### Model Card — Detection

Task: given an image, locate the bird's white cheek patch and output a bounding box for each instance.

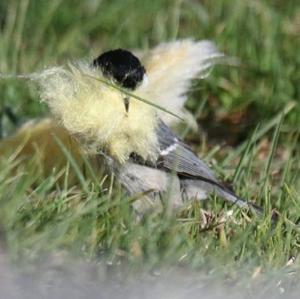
[160,143,178,156]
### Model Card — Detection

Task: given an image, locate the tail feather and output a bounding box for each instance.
[181,178,263,215]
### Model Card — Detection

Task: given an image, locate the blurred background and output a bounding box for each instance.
[0,0,299,297]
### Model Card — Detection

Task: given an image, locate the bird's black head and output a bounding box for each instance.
[92,49,146,90]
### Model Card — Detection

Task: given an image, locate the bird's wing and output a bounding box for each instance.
[155,120,260,210]
[156,120,218,183]
[138,39,224,127]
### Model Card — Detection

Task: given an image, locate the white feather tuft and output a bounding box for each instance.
[139,39,224,128]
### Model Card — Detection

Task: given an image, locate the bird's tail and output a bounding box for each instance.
[215,186,263,216]
[181,178,263,215]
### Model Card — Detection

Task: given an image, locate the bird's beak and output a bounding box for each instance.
[123,97,130,113]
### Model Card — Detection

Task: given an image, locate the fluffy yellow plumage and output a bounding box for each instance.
[37,63,158,163]
[0,39,224,184]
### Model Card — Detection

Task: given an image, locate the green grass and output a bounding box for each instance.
[0,0,299,278]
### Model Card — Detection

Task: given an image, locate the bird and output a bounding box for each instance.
[26,40,260,214]
[0,39,260,213]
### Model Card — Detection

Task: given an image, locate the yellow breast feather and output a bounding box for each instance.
[36,63,158,163]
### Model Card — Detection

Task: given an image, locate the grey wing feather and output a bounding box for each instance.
[156,120,218,183]
[156,120,263,212]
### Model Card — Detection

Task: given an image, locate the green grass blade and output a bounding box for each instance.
[223,101,296,165]
[84,73,185,122]
[53,135,89,194]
